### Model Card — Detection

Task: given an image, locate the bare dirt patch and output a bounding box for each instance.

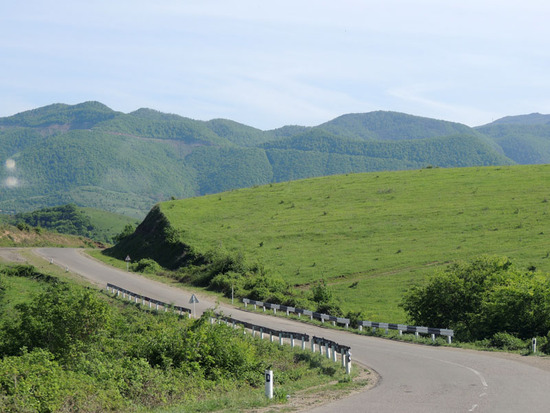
[246,365,378,413]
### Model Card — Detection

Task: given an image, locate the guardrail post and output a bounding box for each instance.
[273,307,276,315]
[448,336,452,344]
[311,339,315,353]
[260,328,264,340]
[332,345,337,362]
[301,336,306,350]
[359,325,363,332]
[263,305,266,312]
[290,334,295,348]
[533,338,537,353]
[341,349,346,368]
[326,344,330,359]
[270,332,274,343]
[252,326,256,337]
[279,332,283,346]
[431,334,436,342]
[346,351,352,375]
[265,369,273,399]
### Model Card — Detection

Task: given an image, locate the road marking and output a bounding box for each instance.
[469,404,478,412]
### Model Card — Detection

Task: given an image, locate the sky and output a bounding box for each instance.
[1,0,550,130]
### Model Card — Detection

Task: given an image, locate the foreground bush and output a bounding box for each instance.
[0,265,347,412]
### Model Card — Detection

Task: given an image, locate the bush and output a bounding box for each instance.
[489,332,527,351]
[401,256,550,341]
[132,258,162,274]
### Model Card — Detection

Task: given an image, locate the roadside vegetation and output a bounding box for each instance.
[0,263,361,412]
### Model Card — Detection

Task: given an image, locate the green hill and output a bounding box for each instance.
[10,204,137,243]
[316,111,477,141]
[476,123,550,164]
[109,165,550,322]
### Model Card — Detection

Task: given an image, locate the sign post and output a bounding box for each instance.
[189,294,199,318]
[125,255,131,271]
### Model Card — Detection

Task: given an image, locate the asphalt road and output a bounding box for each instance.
[14,248,550,412]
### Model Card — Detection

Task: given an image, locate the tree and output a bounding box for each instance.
[113,223,135,244]
[3,284,111,359]
[401,256,550,341]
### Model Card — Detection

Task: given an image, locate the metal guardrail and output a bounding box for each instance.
[358,321,454,343]
[214,315,352,374]
[106,283,192,316]
[243,298,351,328]
[243,297,453,343]
[106,284,353,373]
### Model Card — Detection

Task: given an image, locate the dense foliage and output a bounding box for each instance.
[0,264,345,412]
[15,204,93,238]
[401,256,550,341]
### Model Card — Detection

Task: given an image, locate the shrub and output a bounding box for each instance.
[401,256,550,341]
[489,332,527,351]
[132,258,162,274]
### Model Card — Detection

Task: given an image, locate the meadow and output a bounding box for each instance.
[159,165,550,322]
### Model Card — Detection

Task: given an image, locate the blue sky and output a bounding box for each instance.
[1,0,549,130]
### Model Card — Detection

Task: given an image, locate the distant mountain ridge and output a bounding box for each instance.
[0,101,546,216]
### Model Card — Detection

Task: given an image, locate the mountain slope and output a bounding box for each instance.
[316,111,477,140]
[0,102,521,216]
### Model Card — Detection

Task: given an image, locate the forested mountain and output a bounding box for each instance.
[476,113,550,164]
[0,101,543,217]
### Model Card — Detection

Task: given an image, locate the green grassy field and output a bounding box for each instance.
[159,165,550,322]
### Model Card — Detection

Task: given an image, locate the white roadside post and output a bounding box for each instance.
[533,338,537,353]
[265,369,273,399]
[346,351,352,375]
[125,255,131,271]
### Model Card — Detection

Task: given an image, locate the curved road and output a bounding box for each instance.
[12,248,550,412]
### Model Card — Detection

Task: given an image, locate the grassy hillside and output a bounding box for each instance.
[115,165,550,322]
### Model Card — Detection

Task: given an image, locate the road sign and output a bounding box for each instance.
[189,294,199,317]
